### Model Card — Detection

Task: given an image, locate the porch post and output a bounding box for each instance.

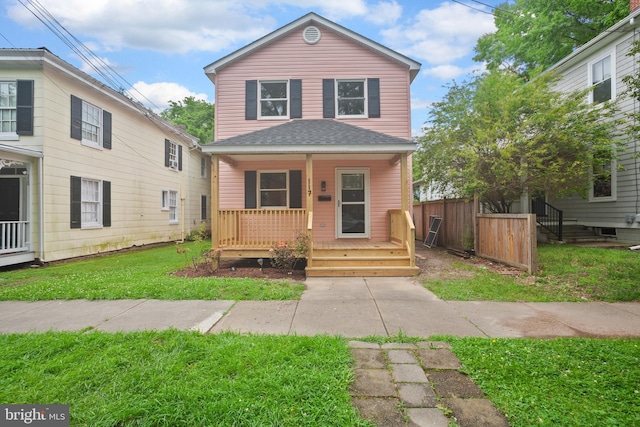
[401,153,416,267]
[211,154,219,250]
[401,153,409,212]
[306,154,313,268]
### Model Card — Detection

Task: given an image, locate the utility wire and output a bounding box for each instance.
[17,0,162,112]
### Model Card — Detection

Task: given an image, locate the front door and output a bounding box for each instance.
[0,177,21,221]
[336,168,369,238]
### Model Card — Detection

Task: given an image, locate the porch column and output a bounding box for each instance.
[401,153,416,267]
[306,154,313,268]
[401,153,409,213]
[211,154,219,250]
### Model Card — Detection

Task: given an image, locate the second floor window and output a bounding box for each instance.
[337,79,366,117]
[82,101,102,144]
[259,81,288,118]
[0,81,16,134]
[591,55,611,104]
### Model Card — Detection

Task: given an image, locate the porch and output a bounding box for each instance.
[213,208,418,277]
[0,221,35,267]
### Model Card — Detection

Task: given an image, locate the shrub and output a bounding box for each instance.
[269,233,310,273]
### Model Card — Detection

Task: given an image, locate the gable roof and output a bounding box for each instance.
[201,119,416,155]
[203,12,421,82]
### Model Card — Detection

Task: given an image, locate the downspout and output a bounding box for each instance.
[38,156,44,262]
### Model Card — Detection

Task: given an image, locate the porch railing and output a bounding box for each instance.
[217,209,307,248]
[389,210,416,267]
[0,221,29,254]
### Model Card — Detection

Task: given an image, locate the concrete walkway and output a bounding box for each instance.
[1,277,640,337]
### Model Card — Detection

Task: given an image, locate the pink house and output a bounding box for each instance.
[202,13,421,276]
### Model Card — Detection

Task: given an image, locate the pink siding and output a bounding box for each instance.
[214,23,412,141]
[219,158,401,242]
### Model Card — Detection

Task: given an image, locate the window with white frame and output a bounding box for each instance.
[591,150,615,201]
[259,81,288,118]
[591,55,612,104]
[200,156,206,178]
[258,171,288,208]
[162,190,179,223]
[81,100,103,146]
[168,141,178,170]
[0,81,17,134]
[337,79,366,117]
[81,178,102,226]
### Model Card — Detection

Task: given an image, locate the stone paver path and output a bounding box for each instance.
[349,341,510,427]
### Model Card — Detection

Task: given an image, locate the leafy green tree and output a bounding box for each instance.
[160,97,215,144]
[475,0,629,75]
[415,69,622,212]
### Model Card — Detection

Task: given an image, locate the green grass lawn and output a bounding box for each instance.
[451,337,640,427]
[0,331,370,427]
[0,241,304,301]
[424,244,640,302]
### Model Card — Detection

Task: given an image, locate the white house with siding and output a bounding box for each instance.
[0,48,210,267]
[540,3,640,244]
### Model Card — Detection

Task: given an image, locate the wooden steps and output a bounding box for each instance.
[306,242,418,277]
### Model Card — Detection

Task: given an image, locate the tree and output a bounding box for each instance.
[160,97,215,144]
[475,0,629,76]
[415,69,622,213]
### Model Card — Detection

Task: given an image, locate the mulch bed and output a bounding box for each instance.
[173,258,307,281]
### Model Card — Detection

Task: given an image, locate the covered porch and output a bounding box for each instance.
[203,119,418,277]
[0,145,42,267]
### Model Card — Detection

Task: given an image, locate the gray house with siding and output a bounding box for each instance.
[541,4,640,244]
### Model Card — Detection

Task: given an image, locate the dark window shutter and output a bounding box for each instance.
[368,78,380,118]
[178,145,183,171]
[322,79,335,118]
[290,79,302,119]
[245,80,257,120]
[16,80,34,135]
[70,95,83,140]
[201,195,207,220]
[244,170,257,209]
[289,170,302,208]
[164,139,170,167]
[103,110,112,149]
[70,176,82,229]
[103,180,111,227]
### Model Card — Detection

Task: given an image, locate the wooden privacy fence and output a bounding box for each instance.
[413,198,475,251]
[475,214,537,274]
[414,199,537,273]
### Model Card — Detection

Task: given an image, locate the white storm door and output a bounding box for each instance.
[336,168,370,238]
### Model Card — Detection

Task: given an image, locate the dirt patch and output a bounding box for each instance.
[173,258,307,281]
[173,243,524,282]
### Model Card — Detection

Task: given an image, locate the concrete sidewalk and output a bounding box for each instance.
[1,277,640,337]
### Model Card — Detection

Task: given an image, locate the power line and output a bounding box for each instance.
[17,0,163,112]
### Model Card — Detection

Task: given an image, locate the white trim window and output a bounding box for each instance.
[259,80,288,118]
[81,100,103,148]
[162,190,179,223]
[590,54,613,104]
[336,79,367,117]
[258,171,288,208]
[168,141,179,170]
[590,153,616,202]
[81,178,102,227]
[0,81,17,135]
[200,156,207,178]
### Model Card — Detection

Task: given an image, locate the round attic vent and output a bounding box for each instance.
[303,26,321,44]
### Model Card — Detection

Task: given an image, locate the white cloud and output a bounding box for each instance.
[422,63,485,80]
[411,97,433,110]
[130,81,209,113]
[366,1,402,26]
[381,2,496,65]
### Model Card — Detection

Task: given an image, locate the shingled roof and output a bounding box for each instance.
[201,120,415,155]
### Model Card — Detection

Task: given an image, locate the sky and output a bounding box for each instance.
[1,0,502,136]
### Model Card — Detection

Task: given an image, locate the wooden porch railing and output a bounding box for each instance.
[217,209,307,248]
[0,221,29,254]
[389,210,416,267]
